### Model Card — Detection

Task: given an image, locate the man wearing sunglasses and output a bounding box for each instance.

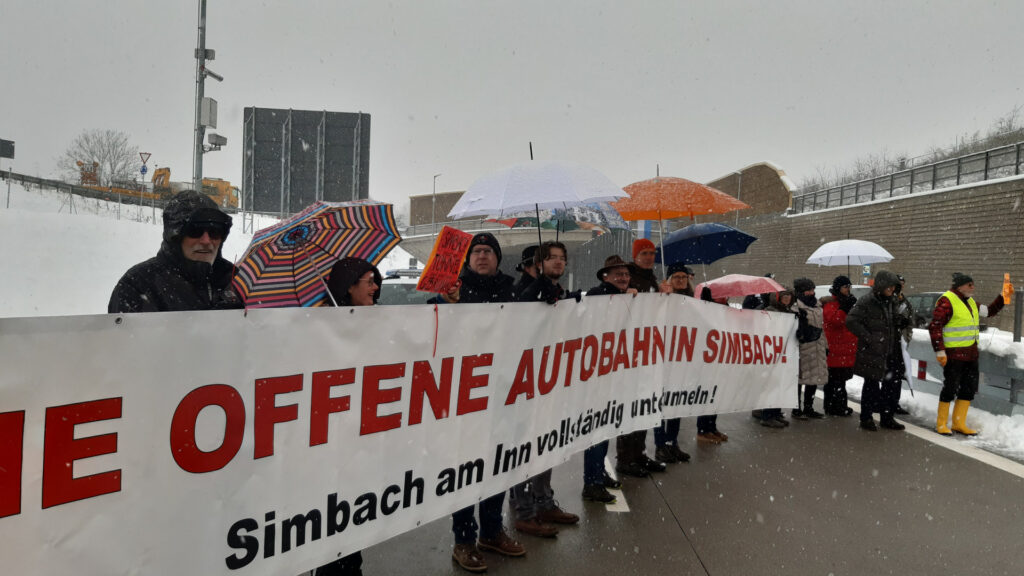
[109,190,242,313]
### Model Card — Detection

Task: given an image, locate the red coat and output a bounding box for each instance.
[822,297,857,368]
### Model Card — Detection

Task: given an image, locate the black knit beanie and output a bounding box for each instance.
[466,233,502,265]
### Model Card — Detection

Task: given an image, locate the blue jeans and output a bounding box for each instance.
[583,440,609,485]
[451,492,505,543]
[653,418,681,446]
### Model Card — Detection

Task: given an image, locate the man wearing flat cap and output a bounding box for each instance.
[928,272,1009,436]
[109,190,242,313]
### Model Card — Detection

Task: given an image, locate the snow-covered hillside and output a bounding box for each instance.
[0,182,415,317]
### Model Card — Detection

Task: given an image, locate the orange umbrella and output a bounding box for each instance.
[611,176,750,277]
[611,176,750,220]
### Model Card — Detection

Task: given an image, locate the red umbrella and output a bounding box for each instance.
[696,274,784,300]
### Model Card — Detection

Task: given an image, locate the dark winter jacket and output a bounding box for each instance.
[627,263,658,293]
[586,281,627,297]
[513,273,538,299]
[519,275,580,304]
[109,190,241,313]
[742,294,765,310]
[821,296,857,368]
[845,271,901,381]
[108,241,242,313]
[325,257,383,306]
[445,268,516,304]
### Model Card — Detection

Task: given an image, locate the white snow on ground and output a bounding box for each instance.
[2,182,1023,460]
[0,182,415,317]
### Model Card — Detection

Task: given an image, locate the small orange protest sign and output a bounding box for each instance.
[416,226,474,293]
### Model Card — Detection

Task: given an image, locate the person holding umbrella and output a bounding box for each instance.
[821,276,857,417]
[509,241,581,539]
[307,257,384,576]
[653,262,695,463]
[696,286,729,442]
[512,245,540,299]
[429,232,525,573]
[755,288,796,428]
[581,255,636,502]
[929,272,1008,436]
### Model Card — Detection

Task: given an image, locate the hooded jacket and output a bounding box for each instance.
[108,191,241,313]
[795,294,828,386]
[845,271,901,381]
[326,257,383,306]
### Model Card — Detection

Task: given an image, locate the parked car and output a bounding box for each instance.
[813,284,872,302]
[378,269,425,306]
[903,292,942,328]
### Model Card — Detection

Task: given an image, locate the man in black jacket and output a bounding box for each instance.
[845,270,907,431]
[108,190,242,313]
[433,233,525,573]
[581,255,636,503]
[512,245,539,299]
[509,241,581,539]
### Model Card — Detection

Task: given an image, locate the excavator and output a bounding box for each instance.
[76,162,239,208]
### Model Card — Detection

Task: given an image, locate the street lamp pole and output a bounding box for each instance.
[432,173,441,235]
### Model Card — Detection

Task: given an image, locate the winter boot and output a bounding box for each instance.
[803,402,825,419]
[935,401,952,436]
[951,399,978,436]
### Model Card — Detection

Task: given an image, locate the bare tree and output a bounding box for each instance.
[58,129,141,187]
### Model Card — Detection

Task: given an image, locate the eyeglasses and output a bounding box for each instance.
[470,247,495,256]
[184,222,227,241]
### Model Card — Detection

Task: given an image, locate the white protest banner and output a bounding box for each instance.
[0,293,796,575]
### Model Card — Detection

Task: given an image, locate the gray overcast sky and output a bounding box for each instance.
[2,0,1021,209]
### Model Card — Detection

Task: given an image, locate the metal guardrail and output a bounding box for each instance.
[792,141,1024,214]
[0,169,250,214]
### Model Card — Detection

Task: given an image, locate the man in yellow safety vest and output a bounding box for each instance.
[928,272,1010,435]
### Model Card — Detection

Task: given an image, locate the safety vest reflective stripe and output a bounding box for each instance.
[941,290,979,348]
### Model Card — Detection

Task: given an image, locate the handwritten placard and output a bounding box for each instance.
[416,226,473,293]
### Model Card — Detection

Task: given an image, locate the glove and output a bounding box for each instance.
[936,350,947,367]
[839,295,855,313]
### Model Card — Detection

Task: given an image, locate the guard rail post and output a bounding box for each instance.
[1012,289,1023,404]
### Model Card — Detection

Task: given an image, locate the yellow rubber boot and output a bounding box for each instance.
[935,401,952,436]
[951,399,978,436]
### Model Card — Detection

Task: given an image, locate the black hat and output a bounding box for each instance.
[951,272,974,289]
[793,277,815,293]
[515,245,537,273]
[596,255,630,281]
[466,233,502,265]
[666,262,694,277]
[326,257,382,306]
[162,190,232,243]
[830,275,852,295]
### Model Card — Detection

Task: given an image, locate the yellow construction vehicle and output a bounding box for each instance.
[151,167,239,208]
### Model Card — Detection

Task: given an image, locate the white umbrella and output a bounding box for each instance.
[447,161,628,219]
[806,239,894,266]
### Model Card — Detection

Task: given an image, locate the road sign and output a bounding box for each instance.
[139,152,151,165]
[141,165,148,175]
[0,139,14,160]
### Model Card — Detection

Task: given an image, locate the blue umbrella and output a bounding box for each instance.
[655,222,757,265]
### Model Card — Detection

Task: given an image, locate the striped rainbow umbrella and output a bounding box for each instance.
[233,200,402,308]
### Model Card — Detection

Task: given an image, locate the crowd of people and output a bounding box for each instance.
[108,191,1011,575]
